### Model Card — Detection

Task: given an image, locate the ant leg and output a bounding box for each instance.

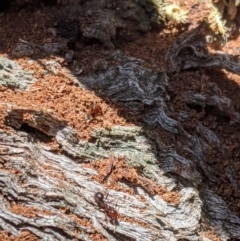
[113,221,116,233]
[101,152,115,183]
[104,211,108,223]
[104,190,110,201]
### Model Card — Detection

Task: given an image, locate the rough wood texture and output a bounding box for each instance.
[1,109,202,241]
[1,5,240,240]
[165,21,240,74]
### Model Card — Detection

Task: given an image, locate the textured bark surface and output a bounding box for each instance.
[1,47,240,240]
[1,109,201,241]
[165,21,240,75]
[1,1,240,241]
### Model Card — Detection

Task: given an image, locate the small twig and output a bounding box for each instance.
[101,152,115,183]
[19,38,43,52]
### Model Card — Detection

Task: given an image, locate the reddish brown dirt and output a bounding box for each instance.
[0,1,240,241]
[88,155,180,204]
[0,231,40,241]
[204,230,222,241]
[0,60,129,140]
[9,203,54,218]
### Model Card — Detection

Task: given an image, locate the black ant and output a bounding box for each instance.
[94,192,118,227]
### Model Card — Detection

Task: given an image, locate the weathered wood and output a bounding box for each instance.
[1,109,202,241]
[165,21,240,75]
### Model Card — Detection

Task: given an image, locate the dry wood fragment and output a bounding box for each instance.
[165,21,240,74]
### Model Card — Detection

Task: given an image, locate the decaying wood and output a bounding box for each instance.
[1,15,240,240]
[165,21,240,74]
[0,108,203,241]
[1,107,240,240]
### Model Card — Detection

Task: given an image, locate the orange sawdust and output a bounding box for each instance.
[0,168,22,177]
[59,207,92,227]
[0,104,15,131]
[103,181,135,195]
[9,202,54,218]
[0,231,40,241]
[0,58,130,140]
[90,155,180,205]
[69,214,92,227]
[45,138,61,152]
[204,230,222,241]
[39,163,66,181]
[59,208,108,241]
[88,233,109,241]
[119,215,151,229]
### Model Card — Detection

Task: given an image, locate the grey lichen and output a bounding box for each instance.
[0,57,35,90]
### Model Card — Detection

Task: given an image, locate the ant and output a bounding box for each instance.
[94,192,118,227]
